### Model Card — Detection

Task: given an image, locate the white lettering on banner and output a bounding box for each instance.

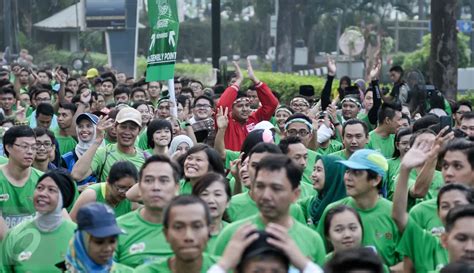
[147,52,177,64]
[156,19,169,29]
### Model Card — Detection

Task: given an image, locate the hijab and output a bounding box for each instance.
[309,155,347,226]
[65,231,113,273]
[75,119,100,157]
[169,135,194,156]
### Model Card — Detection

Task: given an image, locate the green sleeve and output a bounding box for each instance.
[224,150,240,170]
[211,225,234,256]
[297,197,312,223]
[313,233,327,265]
[91,146,107,176]
[289,203,306,224]
[138,130,149,150]
[1,230,14,273]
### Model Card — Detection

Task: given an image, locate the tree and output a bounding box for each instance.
[430,0,458,100]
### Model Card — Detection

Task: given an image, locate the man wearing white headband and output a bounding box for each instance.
[216,59,279,151]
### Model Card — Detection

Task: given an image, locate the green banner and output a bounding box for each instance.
[146,0,180,81]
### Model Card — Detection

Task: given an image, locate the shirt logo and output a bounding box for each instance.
[0,193,9,201]
[17,251,32,262]
[129,242,146,254]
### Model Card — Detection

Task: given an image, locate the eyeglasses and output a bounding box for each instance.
[36,97,51,102]
[287,129,310,137]
[13,143,38,152]
[291,103,309,108]
[195,104,211,109]
[112,184,132,193]
[36,142,53,149]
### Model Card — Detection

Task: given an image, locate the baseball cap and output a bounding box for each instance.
[115,107,142,127]
[76,113,99,125]
[337,149,388,178]
[76,203,124,238]
[86,68,99,79]
[238,231,289,269]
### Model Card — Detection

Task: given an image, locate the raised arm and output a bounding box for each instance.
[214,106,229,160]
[321,57,336,111]
[216,61,243,111]
[392,140,432,232]
[71,116,114,181]
[249,59,278,122]
[367,60,382,125]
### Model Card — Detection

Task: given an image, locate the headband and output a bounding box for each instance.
[341,97,361,108]
[233,97,250,105]
[290,97,310,107]
[284,118,313,131]
[276,107,292,116]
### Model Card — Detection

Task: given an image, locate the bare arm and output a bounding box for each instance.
[214,106,229,161]
[71,116,114,181]
[0,214,7,241]
[69,189,97,222]
[409,158,436,199]
[126,183,141,202]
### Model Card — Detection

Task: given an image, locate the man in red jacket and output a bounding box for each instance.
[217,59,279,151]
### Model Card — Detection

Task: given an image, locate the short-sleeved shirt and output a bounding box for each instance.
[1,219,76,273]
[317,197,401,266]
[115,209,173,268]
[213,214,327,266]
[329,149,349,160]
[88,182,133,217]
[227,191,306,224]
[391,169,444,210]
[396,218,448,273]
[385,157,401,199]
[133,254,218,273]
[91,144,146,182]
[53,129,78,156]
[367,131,395,159]
[317,140,343,156]
[409,199,444,236]
[0,168,43,228]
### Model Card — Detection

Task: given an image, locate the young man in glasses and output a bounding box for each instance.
[0,126,44,238]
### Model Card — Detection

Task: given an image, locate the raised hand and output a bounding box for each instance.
[232,61,243,86]
[216,106,229,129]
[265,223,311,271]
[14,101,26,122]
[54,68,67,84]
[369,59,381,80]
[80,89,92,104]
[217,223,259,271]
[327,57,337,76]
[401,140,432,169]
[247,57,260,84]
[95,115,114,142]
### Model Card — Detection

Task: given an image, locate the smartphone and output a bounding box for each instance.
[439,116,452,134]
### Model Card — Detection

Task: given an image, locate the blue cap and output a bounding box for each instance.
[337,149,388,178]
[76,203,124,238]
[76,113,99,125]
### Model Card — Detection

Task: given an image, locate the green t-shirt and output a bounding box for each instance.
[111,263,134,273]
[357,113,376,132]
[206,222,229,254]
[53,129,78,156]
[298,195,319,230]
[391,169,444,210]
[396,218,448,273]
[179,179,192,195]
[367,131,395,159]
[138,129,149,150]
[115,209,173,268]
[409,199,444,236]
[213,214,327,266]
[329,149,349,160]
[0,168,43,228]
[385,157,401,200]
[299,181,317,200]
[133,253,218,273]
[1,219,76,273]
[302,149,319,185]
[0,156,8,164]
[227,192,306,224]
[91,144,147,183]
[88,182,133,218]
[317,197,401,266]
[224,150,240,170]
[317,140,343,156]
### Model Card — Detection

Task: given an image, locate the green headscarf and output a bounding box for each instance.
[309,155,347,226]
